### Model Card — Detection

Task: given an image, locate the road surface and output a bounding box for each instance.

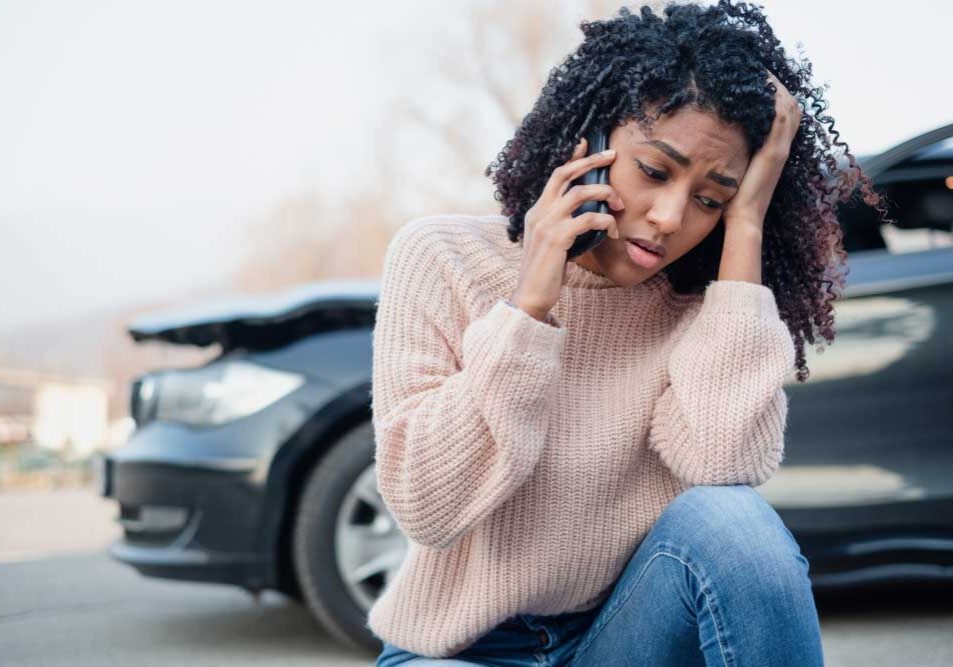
[0,484,950,666]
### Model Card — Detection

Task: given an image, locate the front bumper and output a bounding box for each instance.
[99,429,272,590]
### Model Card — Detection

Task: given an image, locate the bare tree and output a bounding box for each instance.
[381,0,662,212]
[229,179,403,294]
[229,0,666,294]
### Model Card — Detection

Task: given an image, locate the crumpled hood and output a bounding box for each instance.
[127,279,380,350]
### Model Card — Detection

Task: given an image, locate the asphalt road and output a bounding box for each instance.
[0,551,373,666]
[0,486,951,666]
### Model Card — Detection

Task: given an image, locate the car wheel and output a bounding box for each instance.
[291,420,408,653]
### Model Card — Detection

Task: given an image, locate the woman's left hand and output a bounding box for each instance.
[721,71,802,230]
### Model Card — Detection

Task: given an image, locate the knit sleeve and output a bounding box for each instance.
[371,219,567,550]
[647,280,796,488]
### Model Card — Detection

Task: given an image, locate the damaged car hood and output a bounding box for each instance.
[127,279,381,350]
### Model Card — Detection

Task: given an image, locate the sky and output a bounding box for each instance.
[1,0,951,330]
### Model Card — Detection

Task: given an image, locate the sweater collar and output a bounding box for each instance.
[486,213,678,297]
[562,255,674,299]
[564,257,620,289]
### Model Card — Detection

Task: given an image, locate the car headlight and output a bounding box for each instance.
[130,375,158,427]
[134,360,305,427]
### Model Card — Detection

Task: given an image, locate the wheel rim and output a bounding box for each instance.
[334,463,408,612]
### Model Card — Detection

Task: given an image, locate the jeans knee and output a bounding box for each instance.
[657,484,806,575]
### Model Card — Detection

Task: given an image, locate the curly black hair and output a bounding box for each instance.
[484,0,890,383]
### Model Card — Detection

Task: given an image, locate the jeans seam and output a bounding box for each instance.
[569,548,731,667]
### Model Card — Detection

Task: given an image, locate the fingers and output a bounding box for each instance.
[555,148,617,199]
[763,71,801,148]
[560,182,625,214]
[573,136,587,158]
[542,139,616,202]
[570,211,620,240]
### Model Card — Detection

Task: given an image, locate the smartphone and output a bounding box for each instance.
[566,126,611,260]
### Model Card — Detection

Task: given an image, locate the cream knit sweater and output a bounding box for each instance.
[366,213,796,658]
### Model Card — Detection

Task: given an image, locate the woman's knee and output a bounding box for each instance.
[653,484,807,576]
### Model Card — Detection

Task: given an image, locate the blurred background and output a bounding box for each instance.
[2,0,951,489]
[1,1,951,665]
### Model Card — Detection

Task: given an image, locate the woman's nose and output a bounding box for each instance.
[645,193,687,234]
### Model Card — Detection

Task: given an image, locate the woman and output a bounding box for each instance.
[369,1,886,665]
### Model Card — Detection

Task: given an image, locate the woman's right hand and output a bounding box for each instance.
[510,137,625,322]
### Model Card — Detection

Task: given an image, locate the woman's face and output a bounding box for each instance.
[572,105,751,287]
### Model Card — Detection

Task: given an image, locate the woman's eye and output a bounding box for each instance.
[635,160,667,181]
[697,197,724,211]
[636,159,724,211]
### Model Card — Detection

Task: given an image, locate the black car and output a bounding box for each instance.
[96,122,953,655]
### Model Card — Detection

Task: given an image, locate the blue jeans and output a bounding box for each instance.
[374,484,824,666]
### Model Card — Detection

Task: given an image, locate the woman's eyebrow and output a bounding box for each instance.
[638,139,739,189]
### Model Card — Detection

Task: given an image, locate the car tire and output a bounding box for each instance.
[291,420,405,654]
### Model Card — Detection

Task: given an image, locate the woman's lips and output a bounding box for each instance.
[625,240,664,269]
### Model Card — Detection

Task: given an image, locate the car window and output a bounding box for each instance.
[840,137,953,255]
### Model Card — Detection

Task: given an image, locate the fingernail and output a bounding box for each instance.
[602,148,615,156]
